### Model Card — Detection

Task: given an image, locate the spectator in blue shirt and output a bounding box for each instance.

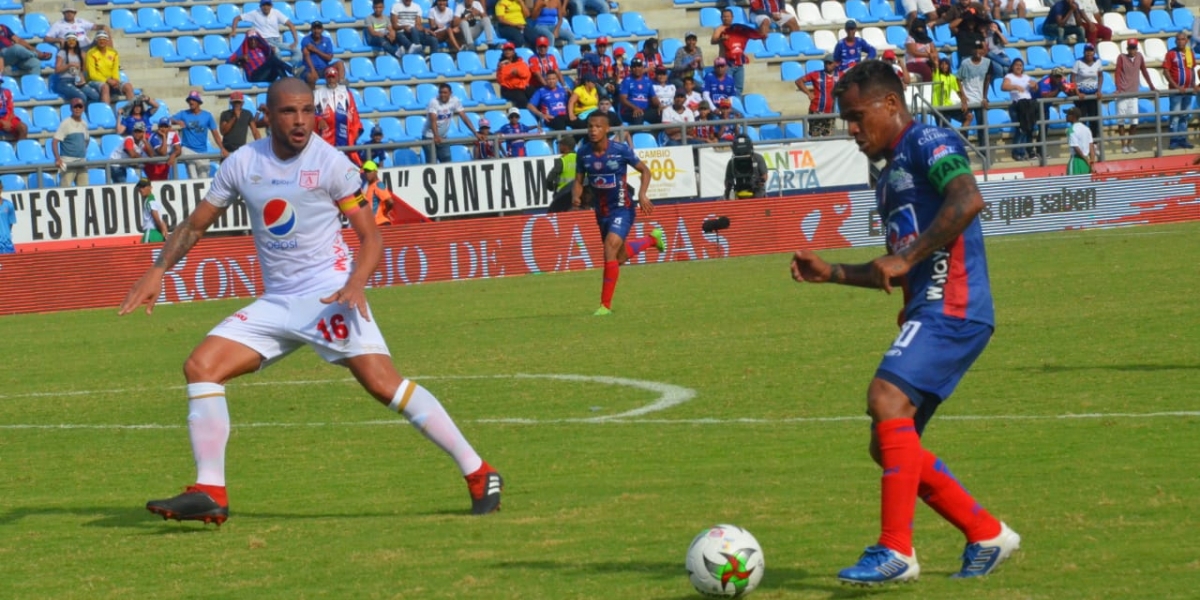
[298,22,341,88]
[171,91,226,180]
[618,57,658,125]
[832,20,877,75]
[703,57,738,110]
[528,71,572,130]
[1042,0,1085,45]
[356,125,389,167]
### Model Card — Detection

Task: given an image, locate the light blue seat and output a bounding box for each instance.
[189,65,217,88]
[21,75,58,102]
[30,105,60,134]
[632,132,658,148]
[164,6,200,32]
[621,12,656,37]
[85,138,103,160]
[191,5,222,30]
[571,15,599,39]
[458,51,491,76]
[216,63,254,90]
[470,80,506,106]
[137,8,171,34]
[17,138,49,164]
[375,55,408,81]
[780,60,804,81]
[174,36,210,62]
[110,9,141,33]
[765,33,800,58]
[0,173,25,192]
[363,86,395,112]
[100,134,123,157]
[149,37,178,60]
[744,94,780,118]
[23,13,50,38]
[525,139,553,156]
[203,34,232,60]
[1125,11,1154,34]
[430,52,465,77]
[295,0,321,24]
[759,124,784,140]
[378,116,409,141]
[869,0,901,21]
[321,0,358,24]
[1148,9,1173,33]
[885,25,908,48]
[1008,18,1041,43]
[449,81,476,107]
[784,122,805,139]
[414,83,439,107]
[351,0,375,19]
[337,28,370,52]
[745,38,768,59]
[346,57,383,82]
[789,31,819,56]
[0,15,25,38]
[1173,7,1194,31]
[699,7,722,29]
[596,14,630,37]
[217,4,242,27]
[405,115,428,137]
[1,76,25,102]
[1050,44,1075,68]
[449,145,473,162]
[394,148,422,165]
[391,85,420,110]
[88,103,117,128]
[1025,45,1053,70]
[402,54,436,79]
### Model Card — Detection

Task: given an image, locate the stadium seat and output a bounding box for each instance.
[336,28,370,53]
[402,54,435,79]
[449,145,472,162]
[347,57,384,83]
[16,139,48,165]
[190,5,221,31]
[1148,9,1173,33]
[869,0,901,21]
[745,39,768,59]
[621,12,656,37]
[137,8,171,34]
[351,0,374,19]
[100,134,122,157]
[470,80,507,106]
[789,31,818,56]
[189,65,216,89]
[88,103,117,128]
[21,75,57,102]
[405,115,428,138]
[660,38,682,61]
[744,125,760,141]
[571,15,599,40]
[30,105,59,134]
[758,123,784,140]
[813,30,838,53]
[784,122,805,139]
[321,0,358,24]
[295,0,321,24]
[174,36,210,62]
[164,6,200,32]
[1008,18,1042,43]
[765,33,800,58]
[632,132,658,148]
[1050,44,1075,68]
[1143,37,1168,63]
[744,94,780,118]
[525,139,553,156]
[862,26,891,50]
[846,0,873,23]
[149,37,178,60]
[0,172,24,192]
[110,9,141,34]
[372,55,406,81]
[1102,13,1134,36]
[216,4,241,27]
[1173,7,1194,31]
[698,7,722,29]
[821,1,849,24]
[414,83,439,108]
[23,13,50,38]
[457,51,491,76]
[780,60,804,81]
[430,52,465,77]
[448,81,476,107]
[203,35,232,60]
[0,15,25,38]
[215,63,254,90]
[804,58,824,73]
[0,77,24,102]
[796,2,828,25]
[985,108,1010,136]
[391,84,420,110]
[362,86,394,112]
[393,148,422,165]
[84,138,102,161]
[378,116,408,141]
[596,14,630,37]
[884,25,908,48]
[1025,45,1054,70]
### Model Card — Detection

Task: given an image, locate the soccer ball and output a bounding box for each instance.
[686,524,764,597]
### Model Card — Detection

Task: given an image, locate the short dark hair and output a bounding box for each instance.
[834,60,903,103]
[438,82,452,92]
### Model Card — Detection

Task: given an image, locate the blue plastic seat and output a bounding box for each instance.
[525,139,553,156]
[0,15,24,38]
[88,103,117,128]
[780,60,804,81]
[0,76,25,102]
[1008,18,1040,43]
[766,33,800,58]
[699,7,722,29]
[414,83,439,107]
[621,12,656,37]
[745,38,768,59]
[405,115,428,137]
[449,145,472,162]
[430,52,464,77]
[216,4,241,26]
[203,34,232,60]
[21,75,57,101]
[215,63,254,90]
[457,51,491,76]
[789,31,818,56]
[448,81,476,107]
[470,80,506,106]
[16,138,47,164]
[1025,45,1053,70]
[402,54,436,79]
[0,172,24,192]
[378,116,408,141]
[348,56,384,82]
[30,105,60,134]
[744,94,780,118]
[885,25,908,48]
[932,23,953,47]
[1050,44,1075,68]
[351,0,375,19]
[759,124,784,140]
[174,36,210,62]
[986,108,1010,136]
[321,0,358,24]
[1148,9,1173,33]
[845,0,873,23]
[869,0,900,21]
[1173,7,1195,31]
[23,13,50,38]
[571,15,599,39]
[784,122,805,139]
[110,9,140,33]
[375,55,408,81]
[1125,10,1154,34]
[295,0,321,24]
[596,14,629,37]
[337,28,369,53]
[189,65,217,88]
[391,85,420,110]
[362,86,393,112]
[137,8,171,34]
[190,5,221,31]
[632,132,658,148]
[164,6,200,31]
[150,37,178,60]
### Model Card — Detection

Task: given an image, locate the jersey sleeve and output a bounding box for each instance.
[915,127,972,196]
[204,150,243,208]
[622,143,642,168]
[328,149,369,214]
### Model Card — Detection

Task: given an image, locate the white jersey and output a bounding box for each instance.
[240,8,290,39]
[141,193,165,231]
[205,136,362,297]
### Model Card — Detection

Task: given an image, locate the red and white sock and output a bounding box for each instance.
[876,418,922,555]
[389,379,482,476]
[187,383,230,495]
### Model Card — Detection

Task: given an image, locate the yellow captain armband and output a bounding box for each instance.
[337,192,369,215]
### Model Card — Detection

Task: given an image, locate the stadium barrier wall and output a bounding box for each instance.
[3,164,1198,315]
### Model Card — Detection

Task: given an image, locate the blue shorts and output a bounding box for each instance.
[874,316,993,435]
[596,206,635,241]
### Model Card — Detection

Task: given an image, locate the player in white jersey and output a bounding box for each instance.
[119,78,502,524]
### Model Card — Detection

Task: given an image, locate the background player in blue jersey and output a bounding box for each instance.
[572,111,665,316]
[789,60,1020,586]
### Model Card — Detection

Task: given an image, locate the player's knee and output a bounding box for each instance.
[868,437,883,466]
[182,353,219,383]
[866,378,915,422]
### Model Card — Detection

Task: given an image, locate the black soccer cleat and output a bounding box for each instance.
[465,463,503,515]
[146,486,230,525]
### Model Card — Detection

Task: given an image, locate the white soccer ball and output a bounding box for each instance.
[686,524,765,597]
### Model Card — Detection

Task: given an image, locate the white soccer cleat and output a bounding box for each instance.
[952,521,1021,578]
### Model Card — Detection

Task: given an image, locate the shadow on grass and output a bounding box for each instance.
[493,559,877,598]
[998,363,1200,373]
[0,505,217,532]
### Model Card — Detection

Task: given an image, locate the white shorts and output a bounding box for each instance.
[902,0,936,15]
[752,12,796,28]
[1116,98,1139,125]
[208,293,391,367]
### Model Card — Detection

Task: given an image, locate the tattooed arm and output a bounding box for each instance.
[119,201,228,315]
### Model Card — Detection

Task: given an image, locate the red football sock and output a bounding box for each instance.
[876,418,922,555]
[600,260,619,309]
[193,483,228,507]
[626,236,653,257]
[917,449,1002,543]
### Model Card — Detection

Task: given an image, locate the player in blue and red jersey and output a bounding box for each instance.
[572,111,665,316]
[790,60,1020,586]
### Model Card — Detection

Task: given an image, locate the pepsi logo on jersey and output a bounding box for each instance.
[263,198,297,239]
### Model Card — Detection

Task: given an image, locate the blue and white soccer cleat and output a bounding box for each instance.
[837,545,920,586]
[952,522,1021,578]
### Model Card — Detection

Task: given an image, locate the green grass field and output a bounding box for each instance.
[2,222,1198,600]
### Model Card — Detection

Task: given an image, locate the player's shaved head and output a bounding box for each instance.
[265,77,316,160]
[834,60,903,104]
[267,77,313,109]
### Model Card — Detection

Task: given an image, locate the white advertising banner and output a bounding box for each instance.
[697,139,870,198]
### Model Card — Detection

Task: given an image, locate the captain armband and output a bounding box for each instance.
[337,192,369,216]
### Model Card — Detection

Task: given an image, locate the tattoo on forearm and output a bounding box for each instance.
[898,175,981,264]
[830,263,844,284]
[153,226,202,269]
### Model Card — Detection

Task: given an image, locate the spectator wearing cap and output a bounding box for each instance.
[1163,31,1195,150]
[1072,43,1103,137]
[528,0,575,48]
[229,31,293,84]
[496,42,533,107]
[529,36,564,91]
[498,106,540,156]
[671,32,705,87]
[0,21,51,77]
[528,71,572,131]
[456,0,497,52]
[427,0,464,53]
[796,54,839,138]
[0,77,26,141]
[749,0,799,37]
[45,6,106,49]
[832,20,876,76]
[390,0,436,54]
[472,118,500,159]
[618,57,658,125]
[51,34,100,105]
[424,82,477,163]
[957,38,991,146]
[363,160,398,226]
[146,118,182,181]
[357,126,389,167]
[651,66,676,114]
[1065,107,1096,174]
[702,57,736,110]
[609,47,629,94]
[171,91,226,180]
[1042,0,1085,46]
[710,8,753,95]
[364,0,404,58]
[932,56,969,126]
[692,101,718,144]
[1114,39,1153,154]
[494,0,530,49]
[568,73,601,133]
[635,38,665,75]
[109,121,153,184]
[231,0,299,57]
[299,21,341,88]
[713,97,741,143]
[85,32,136,105]
[660,91,697,146]
[219,92,261,155]
[52,98,90,186]
[117,95,160,136]
[904,18,936,83]
[881,49,908,87]
[136,178,171,243]
[315,66,362,153]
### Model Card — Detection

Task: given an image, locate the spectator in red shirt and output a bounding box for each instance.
[0,79,27,141]
[528,36,562,90]
[796,54,839,137]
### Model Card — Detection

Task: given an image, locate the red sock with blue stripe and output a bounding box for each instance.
[876,418,922,555]
[600,261,619,308]
[626,236,653,257]
[917,449,1002,543]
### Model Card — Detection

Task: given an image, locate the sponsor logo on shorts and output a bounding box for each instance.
[263,198,298,240]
